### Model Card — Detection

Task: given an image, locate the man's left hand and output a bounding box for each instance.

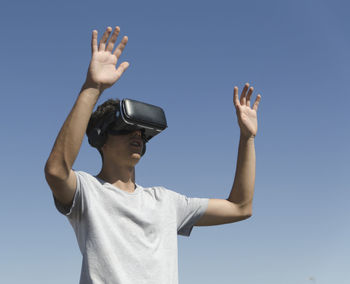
[233,83,261,139]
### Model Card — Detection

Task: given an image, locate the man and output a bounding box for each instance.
[44,26,261,284]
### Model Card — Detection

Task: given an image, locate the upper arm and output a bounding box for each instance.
[194,198,252,226]
[44,168,77,207]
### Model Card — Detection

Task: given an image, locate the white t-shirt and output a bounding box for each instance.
[54,170,209,284]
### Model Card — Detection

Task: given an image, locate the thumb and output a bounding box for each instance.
[116,61,130,76]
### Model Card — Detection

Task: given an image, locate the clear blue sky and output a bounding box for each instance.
[1,0,349,283]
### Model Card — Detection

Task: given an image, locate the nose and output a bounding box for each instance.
[131,129,142,137]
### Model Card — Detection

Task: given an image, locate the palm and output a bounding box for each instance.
[233,84,261,138]
[89,52,120,87]
[86,26,129,90]
[236,105,258,138]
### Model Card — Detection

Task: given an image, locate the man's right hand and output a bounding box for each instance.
[45,26,129,208]
[85,26,129,91]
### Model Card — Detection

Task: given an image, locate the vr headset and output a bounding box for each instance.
[87,98,167,156]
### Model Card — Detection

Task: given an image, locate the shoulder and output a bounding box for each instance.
[74,170,102,182]
[73,170,103,191]
[139,185,177,200]
[151,185,186,201]
[74,170,93,179]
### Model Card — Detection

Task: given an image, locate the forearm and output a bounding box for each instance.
[45,83,102,178]
[227,134,256,211]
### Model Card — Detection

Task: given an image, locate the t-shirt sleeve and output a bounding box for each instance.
[53,170,85,221]
[169,190,209,237]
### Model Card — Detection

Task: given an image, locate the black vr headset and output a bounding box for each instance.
[87,98,167,156]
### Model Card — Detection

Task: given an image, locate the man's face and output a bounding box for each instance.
[101,129,145,167]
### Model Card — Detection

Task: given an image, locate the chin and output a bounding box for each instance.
[130,153,141,163]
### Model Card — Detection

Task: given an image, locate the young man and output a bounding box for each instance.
[44,26,261,284]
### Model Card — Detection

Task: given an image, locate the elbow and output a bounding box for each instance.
[240,205,253,220]
[44,160,70,181]
[241,211,252,220]
[245,211,253,219]
[44,160,56,178]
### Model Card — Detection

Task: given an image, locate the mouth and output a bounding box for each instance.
[129,139,142,148]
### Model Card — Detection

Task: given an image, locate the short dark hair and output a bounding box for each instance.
[86,98,120,161]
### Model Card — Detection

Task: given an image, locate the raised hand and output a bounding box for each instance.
[85,26,129,91]
[233,83,261,139]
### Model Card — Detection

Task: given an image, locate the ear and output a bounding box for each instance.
[101,135,109,151]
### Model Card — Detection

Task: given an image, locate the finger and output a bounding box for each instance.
[106,26,120,52]
[115,61,130,77]
[233,86,240,107]
[240,83,249,105]
[252,94,261,111]
[91,30,98,54]
[99,26,112,51]
[113,36,128,59]
[246,87,254,107]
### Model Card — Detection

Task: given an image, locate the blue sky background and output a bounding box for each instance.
[1,0,349,283]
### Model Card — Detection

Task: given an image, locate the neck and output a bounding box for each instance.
[97,162,136,193]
